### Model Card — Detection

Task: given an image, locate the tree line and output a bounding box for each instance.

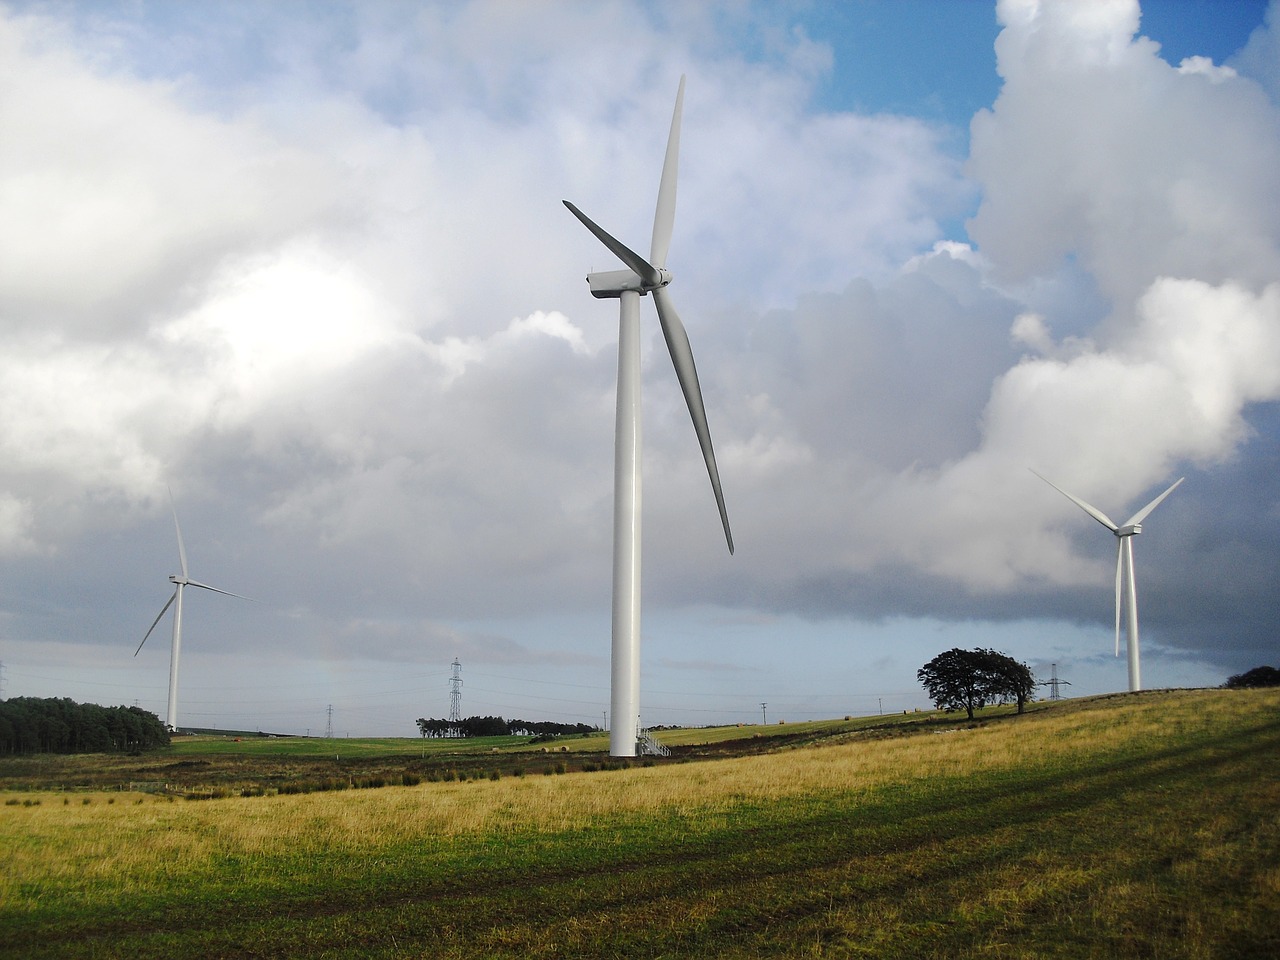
[917,648,1037,720]
[415,715,599,739]
[0,697,170,755]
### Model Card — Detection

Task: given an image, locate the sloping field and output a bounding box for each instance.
[1,689,1276,958]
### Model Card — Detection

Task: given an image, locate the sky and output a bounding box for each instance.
[1,0,1277,736]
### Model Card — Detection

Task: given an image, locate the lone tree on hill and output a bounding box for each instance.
[1223,666,1280,689]
[917,648,1037,720]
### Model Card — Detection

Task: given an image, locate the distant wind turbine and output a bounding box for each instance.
[1032,470,1183,692]
[135,492,251,732]
[564,76,734,757]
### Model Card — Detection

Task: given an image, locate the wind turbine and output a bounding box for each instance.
[1032,470,1183,692]
[564,76,733,757]
[135,492,251,732]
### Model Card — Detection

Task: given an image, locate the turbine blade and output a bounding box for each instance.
[186,579,255,602]
[650,75,685,269]
[168,487,189,580]
[562,200,661,288]
[136,590,177,656]
[1030,469,1119,531]
[1124,477,1184,527]
[1114,539,1124,657]
[653,286,733,554]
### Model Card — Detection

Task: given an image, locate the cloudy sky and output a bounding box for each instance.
[2,0,1277,736]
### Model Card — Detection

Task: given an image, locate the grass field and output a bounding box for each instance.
[1,689,1277,958]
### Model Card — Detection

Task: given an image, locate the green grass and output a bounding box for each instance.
[170,733,533,758]
[165,710,943,758]
[1,689,1276,958]
[49,707,956,769]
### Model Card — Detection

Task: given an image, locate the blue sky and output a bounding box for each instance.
[813,1,1269,113]
[0,0,1277,735]
[800,1,1002,122]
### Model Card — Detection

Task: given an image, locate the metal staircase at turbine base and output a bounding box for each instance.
[637,729,670,757]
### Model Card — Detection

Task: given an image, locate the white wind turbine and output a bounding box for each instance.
[1032,470,1183,692]
[135,492,251,732]
[564,76,733,757]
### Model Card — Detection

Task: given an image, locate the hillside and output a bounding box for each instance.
[2,688,1277,958]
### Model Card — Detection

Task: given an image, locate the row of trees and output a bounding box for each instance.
[917,648,1036,720]
[415,716,598,739]
[0,697,170,755]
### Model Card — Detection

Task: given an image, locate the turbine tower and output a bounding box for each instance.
[1032,471,1183,692]
[135,492,251,732]
[564,77,734,756]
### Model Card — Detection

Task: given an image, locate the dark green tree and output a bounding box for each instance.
[917,648,992,720]
[1223,666,1280,689]
[982,650,1037,714]
[917,648,1036,719]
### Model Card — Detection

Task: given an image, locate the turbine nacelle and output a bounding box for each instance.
[584,264,673,300]
[1117,523,1142,537]
[587,269,648,298]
